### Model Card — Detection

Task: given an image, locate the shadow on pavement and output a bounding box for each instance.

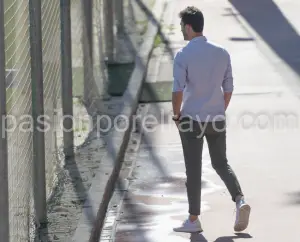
[188,232,252,242]
[229,37,255,42]
[294,192,300,204]
[287,191,300,205]
[190,233,208,242]
[214,233,253,242]
[228,0,300,76]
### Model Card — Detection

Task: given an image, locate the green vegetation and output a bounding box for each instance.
[153,34,162,48]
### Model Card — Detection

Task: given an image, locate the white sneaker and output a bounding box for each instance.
[234,198,251,232]
[173,218,203,233]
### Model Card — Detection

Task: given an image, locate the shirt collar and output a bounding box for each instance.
[190,36,207,42]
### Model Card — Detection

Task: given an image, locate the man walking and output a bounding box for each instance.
[171,6,251,233]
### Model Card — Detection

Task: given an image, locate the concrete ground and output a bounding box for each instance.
[103,0,300,241]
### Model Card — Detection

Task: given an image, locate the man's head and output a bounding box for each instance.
[179,6,204,41]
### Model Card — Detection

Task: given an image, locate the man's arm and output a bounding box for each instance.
[172,92,183,116]
[222,51,234,111]
[172,50,186,118]
[224,92,232,111]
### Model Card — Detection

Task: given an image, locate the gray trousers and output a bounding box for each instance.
[178,117,243,215]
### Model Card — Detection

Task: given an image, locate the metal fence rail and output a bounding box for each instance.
[0,0,118,241]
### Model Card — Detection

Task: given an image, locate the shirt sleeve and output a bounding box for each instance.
[172,49,187,92]
[222,50,234,93]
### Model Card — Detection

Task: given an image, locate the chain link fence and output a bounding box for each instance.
[0,0,120,241]
[4,0,34,241]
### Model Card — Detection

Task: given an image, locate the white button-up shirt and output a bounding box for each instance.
[173,36,233,122]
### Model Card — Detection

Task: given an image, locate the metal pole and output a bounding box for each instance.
[82,0,94,106]
[0,0,10,240]
[97,0,110,101]
[104,0,114,62]
[85,0,93,66]
[29,0,47,225]
[60,0,74,159]
[115,0,124,34]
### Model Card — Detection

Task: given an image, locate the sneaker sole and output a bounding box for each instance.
[234,204,251,232]
[173,228,203,233]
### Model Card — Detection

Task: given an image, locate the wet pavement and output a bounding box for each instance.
[102,0,300,241]
[114,102,223,242]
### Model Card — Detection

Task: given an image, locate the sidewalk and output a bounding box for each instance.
[101,0,300,241]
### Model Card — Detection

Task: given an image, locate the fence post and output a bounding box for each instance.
[115,0,124,34]
[95,0,111,101]
[82,0,94,107]
[0,0,10,240]
[104,0,115,62]
[60,0,74,159]
[28,0,47,225]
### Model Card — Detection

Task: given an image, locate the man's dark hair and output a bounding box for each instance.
[179,6,204,33]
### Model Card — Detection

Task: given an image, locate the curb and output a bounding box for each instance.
[71,1,167,241]
[99,103,150,242]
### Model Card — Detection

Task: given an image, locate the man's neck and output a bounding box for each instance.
[189,33,203,41]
